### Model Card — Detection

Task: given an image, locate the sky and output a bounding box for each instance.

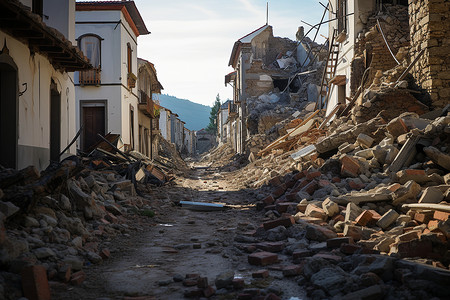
[134,0,328,107]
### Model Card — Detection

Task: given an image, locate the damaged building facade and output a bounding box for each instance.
[326,0,449,120]
[0,0,91,170]
[74,1,150,152]
[137,58,163,160]
[225,25,300,154]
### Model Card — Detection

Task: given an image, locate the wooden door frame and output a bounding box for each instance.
[79,100,107,151]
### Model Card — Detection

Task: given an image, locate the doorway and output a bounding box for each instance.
[0,57,18,168]
[81,102,106,151]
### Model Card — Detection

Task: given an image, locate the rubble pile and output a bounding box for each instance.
[0,148,179,297]
[235,105,450,297]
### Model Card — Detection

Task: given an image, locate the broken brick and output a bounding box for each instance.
[397,239,433,258]
[327,237,354,248]
[414,211,434,224]
[433,211,450,221]
[263,195,275,205]
[255,242,285,253]
[276,202,297,214]
[428,220,440,231]
[21,265,51,300]
[232,278,245,289]
[282,265,302,277]
[269,176,282,187]
[343,225,362,241]
[263,216,295,230]
[100,248,110,259]
[248,252,278,266]
[70,270,86,286]
[272,184,287,199]
[252,269,269,278]
[304,204,327,220]
[292,249,313,260]
[355,210,374,226]
[340,155,361,177]
[301,181,319,195]
[296,203,308,213]
[306,171,321,180]
[203,286,215,298]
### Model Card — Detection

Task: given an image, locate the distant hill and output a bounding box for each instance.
[154,94,211,131]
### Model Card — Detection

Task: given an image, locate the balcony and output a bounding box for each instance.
[79,68,101,86]
[138,90,156,118]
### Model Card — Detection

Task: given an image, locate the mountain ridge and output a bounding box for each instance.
[154,94,211,131]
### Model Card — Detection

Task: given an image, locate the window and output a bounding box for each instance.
[32,0,43,16]
[78,34,102,85]
[337,0,348,33]
[127,43,132,74]
[79,35,101,68]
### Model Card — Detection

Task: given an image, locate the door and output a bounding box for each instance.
[50,82,61,162]
[82,106,105,151]
[0,61,18,168]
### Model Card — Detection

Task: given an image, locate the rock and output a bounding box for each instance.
[86,251,102,264]
[63,255,84,271]
[357,133,374,149]
[305,224,337,242]
[0,201,19,218]
[60,194,72,211]
[343,225,362,241]
[310,266,351,293]
[39,214,57,227]
[395,169,444,185]
[34,247,56,259]
[322,198,339,217]
[373,237,395,253]
[377,209,399,229]
[418,186,444,204]
[72,236,83,248]
[23,216,40,228]
[215,270,234,289]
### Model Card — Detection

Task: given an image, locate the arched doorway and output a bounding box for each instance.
[0,51,18,169]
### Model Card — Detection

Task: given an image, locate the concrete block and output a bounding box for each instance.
[322,198,339,217]
[418,186,445,204]
[377,209,400,229]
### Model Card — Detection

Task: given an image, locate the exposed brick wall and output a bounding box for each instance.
[409,0,450,108]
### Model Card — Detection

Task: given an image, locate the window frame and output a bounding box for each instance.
[77,33,103,69]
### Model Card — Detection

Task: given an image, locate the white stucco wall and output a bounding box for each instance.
[159,109,169,140]
[0,31,76,170]
[75,9,140,150]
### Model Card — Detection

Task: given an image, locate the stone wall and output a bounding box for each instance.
[351,4,410,94]
[409,0,450,108]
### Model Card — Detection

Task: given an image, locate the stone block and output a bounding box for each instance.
[21,265,51,300]
[357,133,374,149]
[340,243,362,255]
[343,225,363,241]
[345,202,364,222]
[322,198,339,217]
[305,204,327,220]
[340,155,361,177]
[377,209,400,229]
[263,216,295,230]
[248,252,278,266]
[418,186,445,203]
[327,237,354,248]
[355,210,374,226]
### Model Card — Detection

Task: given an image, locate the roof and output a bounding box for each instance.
[228,25,270,68]
[0,0,92,72]
[76,1,150,37]
[138,57,164,93]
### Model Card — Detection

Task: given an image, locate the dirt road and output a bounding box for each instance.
[50,163,306,299]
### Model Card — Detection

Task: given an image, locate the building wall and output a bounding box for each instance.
[43,0,76,44]
[409,0,450,108]
[75,9,139,150]
[159,109,169,140]
[0,31,76,170]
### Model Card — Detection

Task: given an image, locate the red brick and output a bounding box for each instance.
[332,177,341,183]
[368,210,382,221]
[203,286,215,298]
[100,248,110,259]
[414,211,434,223]
[263,195,275,205]
[57,265,71,283]
[433,211,450,221]
[306,171,322,180]
[276,202,297,214]
[255,242,285,253]
[263,216,295,230]
[21,265,50,300]
[340,243,362,255]
[248,252,278,266]
[272,184,287,199]
[282,265,302,277]
[285,192,297,201]
[232,278,245,289]
[252,269,269,278]
[184,288,203,298]
[264,205,276,212]
[294,179,311,190]
[355,210,374,226]
[318,179,330,188]
[70,270,86,286]
[293,172,306,181]
[397,239,433,258]
[428,220,440,231]
[269,176,282,187]
[285,178,297,189]
[327,237,354,248]
[332,214,345,223]
[292,249,313,259]
[183,279,199,287]
[301,181,319,195]
[340,155,361,177]
[348,179,365,190]
[404,169,426,176]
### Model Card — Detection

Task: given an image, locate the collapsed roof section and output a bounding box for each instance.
[0,0,92,72]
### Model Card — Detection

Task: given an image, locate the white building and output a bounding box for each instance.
[217,100,231,145]
[74,1,149,152]
[0,0,91,170]
[158,106,172,142]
